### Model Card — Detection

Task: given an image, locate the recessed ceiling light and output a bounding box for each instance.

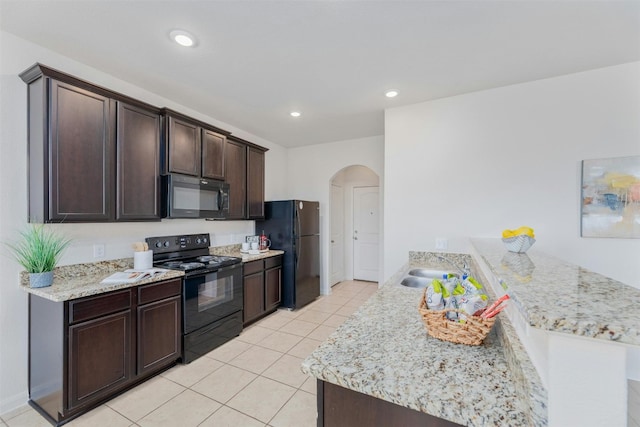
[385,90,399,98]
[170,30,197,47]
[290,111,301,117]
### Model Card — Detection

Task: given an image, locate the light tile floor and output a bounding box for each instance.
[0,280,378,427]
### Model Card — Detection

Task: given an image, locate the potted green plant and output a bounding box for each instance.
[6,224,71,288]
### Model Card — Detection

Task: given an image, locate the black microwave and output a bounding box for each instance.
[162,174,230,219]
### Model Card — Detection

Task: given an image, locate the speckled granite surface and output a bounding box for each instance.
[303,286,532,426]
[20,260,184,302]
[470,238,640,346]
[210,244,284,262]
[302,252,547,427]
[21,246,285,302]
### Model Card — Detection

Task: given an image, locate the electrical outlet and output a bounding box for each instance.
[435,238,448,250]
[93,244,105,258]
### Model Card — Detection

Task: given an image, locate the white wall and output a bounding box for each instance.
[384,61,640,288]
[0,31,288,413]
[287,136,385,294]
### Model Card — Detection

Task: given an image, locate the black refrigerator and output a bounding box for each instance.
[256,200,320,309]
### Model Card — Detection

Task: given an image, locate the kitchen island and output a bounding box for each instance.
[304,240,640,426]
[302,252,546,427]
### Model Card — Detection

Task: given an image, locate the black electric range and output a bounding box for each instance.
[145,234,243,363]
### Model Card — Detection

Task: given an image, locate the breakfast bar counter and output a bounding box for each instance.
[470,238,640,346]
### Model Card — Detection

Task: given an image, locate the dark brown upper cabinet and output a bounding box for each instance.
[166,115,200,176]
[20,64,161,223]
[227,136,267,220]
[162,109,229,181]
[48,80,115,222]
[247,145,266,219]
[116,103,161,221]
[20,64,269,223]
[224,137,247,220]
[202,128,226,181]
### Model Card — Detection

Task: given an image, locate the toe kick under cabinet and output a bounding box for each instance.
[28,278,182,425]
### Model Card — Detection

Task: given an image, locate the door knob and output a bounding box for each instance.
[354,237,358,240]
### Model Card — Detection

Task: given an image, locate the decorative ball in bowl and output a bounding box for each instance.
[502,235,535,253]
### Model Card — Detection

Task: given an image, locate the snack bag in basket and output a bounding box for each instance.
[426,279,445,310]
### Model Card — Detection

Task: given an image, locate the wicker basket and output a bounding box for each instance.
[418,290,496,346]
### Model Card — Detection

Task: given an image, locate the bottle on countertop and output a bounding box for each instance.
[260,230,268,251]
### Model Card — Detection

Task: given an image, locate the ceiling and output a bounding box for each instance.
[1,1,639,147]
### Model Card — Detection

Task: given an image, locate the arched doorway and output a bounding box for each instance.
[329,165,380,287]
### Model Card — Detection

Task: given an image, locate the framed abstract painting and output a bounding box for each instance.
[581,155,640,238]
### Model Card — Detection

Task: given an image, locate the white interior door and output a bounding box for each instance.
[353,187,379,282]
[330,184,344,286]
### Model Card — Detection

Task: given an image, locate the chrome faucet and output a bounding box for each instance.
[435,255,470,277]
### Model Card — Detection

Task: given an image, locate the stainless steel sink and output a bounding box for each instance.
[408,268,458,279]
[400,276,431,288]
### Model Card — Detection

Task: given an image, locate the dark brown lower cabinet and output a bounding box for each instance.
[29,278,182,426]
[265,259,282,311]
[68,310,132,410]
[243,255,282,326]
[243,268,265,324]
[137,298,181,373]
[317,380,463,427]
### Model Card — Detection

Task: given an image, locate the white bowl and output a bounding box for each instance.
[502,235,535,253]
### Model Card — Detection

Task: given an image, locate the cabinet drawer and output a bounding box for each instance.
[69,290,131,324]
[265,256,282,270]
[138,279,182,305]
[243,260,263,276]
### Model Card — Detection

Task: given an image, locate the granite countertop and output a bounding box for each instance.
[210,245,284,262]
[302,256,546,427]
[21,245,285,303]
[470,238,640,346]
[20,259,184,302]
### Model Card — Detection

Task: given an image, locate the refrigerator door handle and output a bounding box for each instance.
[294,241,299,274]
[295,205,301,239]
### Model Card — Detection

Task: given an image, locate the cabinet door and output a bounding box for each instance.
[68,310,131,409]
[167,116,200,176]
[265,266,282,311]
[243,272,264,324]
[225,139,247,220]
[116,103,161,221]
[137,296,181,376]
[246,147,265,219]
[49,80,115,221]
[202,129,226,180]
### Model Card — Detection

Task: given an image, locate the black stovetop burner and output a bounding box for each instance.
[145,234,242,274]
[159,255,240,271]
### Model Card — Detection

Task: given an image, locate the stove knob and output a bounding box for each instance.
[155,241,162,248]
[164,241,170,248]
[203,237,208,244]
[196,237,202,245]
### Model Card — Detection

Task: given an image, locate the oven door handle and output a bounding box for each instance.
[214,263,242,274]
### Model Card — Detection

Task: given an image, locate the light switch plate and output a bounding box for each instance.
[93,244,105,258]
[435,238,448,250]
